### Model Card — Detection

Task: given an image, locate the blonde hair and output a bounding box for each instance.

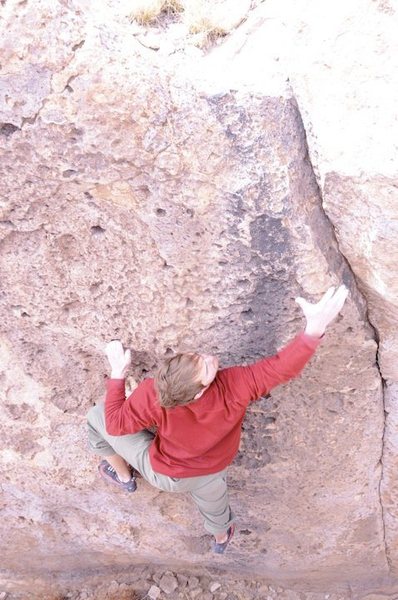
[155,353,204,408]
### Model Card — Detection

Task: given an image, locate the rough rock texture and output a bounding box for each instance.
[0,0,397,596]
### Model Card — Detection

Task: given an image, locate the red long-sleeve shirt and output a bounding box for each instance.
[105,332,321,477]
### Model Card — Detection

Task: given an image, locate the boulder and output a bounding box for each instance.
[0,0,397,593]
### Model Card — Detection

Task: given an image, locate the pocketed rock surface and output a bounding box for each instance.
[1,0,398,595]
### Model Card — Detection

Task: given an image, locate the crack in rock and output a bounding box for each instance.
[290,93,391,575]
[368,316,391,573]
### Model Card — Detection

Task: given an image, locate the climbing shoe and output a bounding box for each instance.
[212,524,235,554]
[98,459,137,492]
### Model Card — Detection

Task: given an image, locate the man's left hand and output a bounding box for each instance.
[296,285,349,338]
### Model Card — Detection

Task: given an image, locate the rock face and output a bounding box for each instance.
[0,0,397,595]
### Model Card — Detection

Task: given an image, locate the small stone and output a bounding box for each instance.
[218,594,228,600]
[199,577,211,590]
[177,574,188,587]
[190,589,202,599]
[107,581,119,594]
[257,585,269,594]
[159,574,178,595]
[210,582,221,593]
[142,567,154,579]
[0,593,8,600]
[201,593,213,600]
[148,585,161,600]
[188,576,199,588]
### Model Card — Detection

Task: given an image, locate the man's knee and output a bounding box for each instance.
[87,403,114,456]
[87,402,105,428]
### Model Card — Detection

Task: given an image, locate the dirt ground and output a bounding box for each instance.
[1,565,386,600]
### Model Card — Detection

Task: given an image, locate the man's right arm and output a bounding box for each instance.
[104,378,155,436]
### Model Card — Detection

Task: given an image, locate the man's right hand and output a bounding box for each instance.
[105,340,131,379]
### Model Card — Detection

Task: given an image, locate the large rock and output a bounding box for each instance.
[200,0,398,581]
[0,0,397,594]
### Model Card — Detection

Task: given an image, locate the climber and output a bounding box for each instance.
[87,284,349,554]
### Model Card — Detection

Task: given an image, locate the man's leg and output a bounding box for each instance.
[215,530,230,544]
[104,454,132,483]
[87,403,156,485]
[189,470,235,543]
[87,404,235,547]
[87,403,194,492]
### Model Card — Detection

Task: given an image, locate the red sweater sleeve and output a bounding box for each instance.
[105,378,156,435]
[220,332,322,407]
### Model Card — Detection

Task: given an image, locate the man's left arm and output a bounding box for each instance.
[222,285,349,406]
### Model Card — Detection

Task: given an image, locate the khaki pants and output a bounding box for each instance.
[87,403,235,535]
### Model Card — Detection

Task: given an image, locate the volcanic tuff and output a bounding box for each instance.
[1,0,398,596]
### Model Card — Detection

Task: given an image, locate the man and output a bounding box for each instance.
[87,285,348,553]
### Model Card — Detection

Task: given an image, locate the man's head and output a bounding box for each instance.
[155,352,219,408]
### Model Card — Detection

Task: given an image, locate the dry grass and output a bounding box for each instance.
[183,1,230,35]
[129,0,250,45]
[129,0,184,25]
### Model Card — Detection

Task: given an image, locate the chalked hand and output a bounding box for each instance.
[295,285,349,338]
[105,340,131,379]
